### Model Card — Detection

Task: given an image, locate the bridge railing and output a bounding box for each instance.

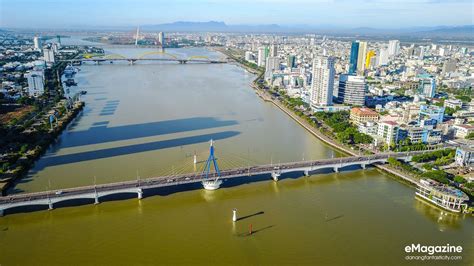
[0,151,427,204]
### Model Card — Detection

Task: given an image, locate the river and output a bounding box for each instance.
[0,43,472,265]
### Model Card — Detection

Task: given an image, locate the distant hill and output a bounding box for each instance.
[141,21,284,33]
[140,21,473,39]
[142,21,227,31]
[413,25,474,38]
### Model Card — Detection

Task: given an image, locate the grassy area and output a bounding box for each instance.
[0,105,34,124]
[387,149,473,198]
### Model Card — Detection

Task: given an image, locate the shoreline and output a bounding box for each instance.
[213,46,421,187]
[0,101,85,195]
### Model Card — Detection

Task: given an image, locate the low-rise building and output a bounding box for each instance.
[419,105,445,125]
[455,145,474,167]
[377,120,400,145]
[453,124,474,139]
[358,121,378,136]
[350,107,379,126]
[444,99,463,110]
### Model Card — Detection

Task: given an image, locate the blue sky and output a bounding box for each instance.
[0,0,472,28]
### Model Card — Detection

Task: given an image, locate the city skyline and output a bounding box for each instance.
[0,0,473,29]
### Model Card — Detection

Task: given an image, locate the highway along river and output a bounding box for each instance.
[1,45,472,265]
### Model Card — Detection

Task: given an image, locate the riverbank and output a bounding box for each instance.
[215,46,422,187]
[0,101,85,195]
[255,87,421,186]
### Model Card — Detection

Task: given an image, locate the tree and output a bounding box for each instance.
[444,106,460,116]
[421,170,449,184]
[455,95,471,103]
[466,132,474,140]
[454,176,466,184]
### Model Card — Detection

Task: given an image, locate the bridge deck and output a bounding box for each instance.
[61,58,227,63]
[0,152,421,208]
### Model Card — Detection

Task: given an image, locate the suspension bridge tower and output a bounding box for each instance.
[201,139,223,190]
[135,26,140,46]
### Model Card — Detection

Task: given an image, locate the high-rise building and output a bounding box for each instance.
[377,47,389,66]
[26,70,45,97]
[270,44,278,57]
[365,50,375,69]
[439,48,446,57]
[265,57,279,81]
[419,47,425,59]
[419,76,436,98]
[356,41,367,74]
[442,59,457,75]
[244,51,253,62]
[311,56,335,106]
[388,40,400,57]
[33,36,42,51]
[43,47,55,63]
[349,41,359,75]
[287,55,296,68]
[264,46,270,59]
[257,47,266,67]
[158,32,165,45]
[338,74,366,106]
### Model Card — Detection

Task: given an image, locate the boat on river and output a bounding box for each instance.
[416,179,469,213]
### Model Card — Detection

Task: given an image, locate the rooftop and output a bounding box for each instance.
[420,179,469,201]
[350,107,378,116]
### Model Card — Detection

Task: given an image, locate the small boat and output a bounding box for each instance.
[64,65,77,78]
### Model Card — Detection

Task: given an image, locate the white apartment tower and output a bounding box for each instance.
[26,70,45,97]
[265,56,279,81]
[388,40,400,57]
[270,44,278,57]
[33,36,42,51]
[43,47,55,64]
[257,47,266,67]
[158,32,165,45]
[311,56,335,106]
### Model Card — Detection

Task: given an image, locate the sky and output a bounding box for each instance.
[0,0,472,29]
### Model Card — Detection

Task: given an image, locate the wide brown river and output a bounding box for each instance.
[0,44,472,265]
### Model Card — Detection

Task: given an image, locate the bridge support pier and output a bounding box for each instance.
[94,194,99,205]
[137,188,143,200]
[271,171,281,181]
[0,209,4,217]
[361,164,366,169]
[333,167,339,173]
[304,170,310,176]
[48,202,53,210]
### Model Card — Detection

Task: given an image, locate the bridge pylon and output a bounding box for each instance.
[271,167,281,181]
[201,139,223,190]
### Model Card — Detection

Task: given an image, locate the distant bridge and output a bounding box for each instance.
[0,151,423,216]
[63,52,227,65]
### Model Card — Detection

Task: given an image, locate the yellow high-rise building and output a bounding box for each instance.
[365,50,375,69]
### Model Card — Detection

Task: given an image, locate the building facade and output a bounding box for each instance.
[26,70,45,97]
[311,56,335,106]
[338,74,366,106]
[350,107,379,126]
[349,41,359,75]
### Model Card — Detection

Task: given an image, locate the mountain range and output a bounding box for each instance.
[140,21,473,38]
